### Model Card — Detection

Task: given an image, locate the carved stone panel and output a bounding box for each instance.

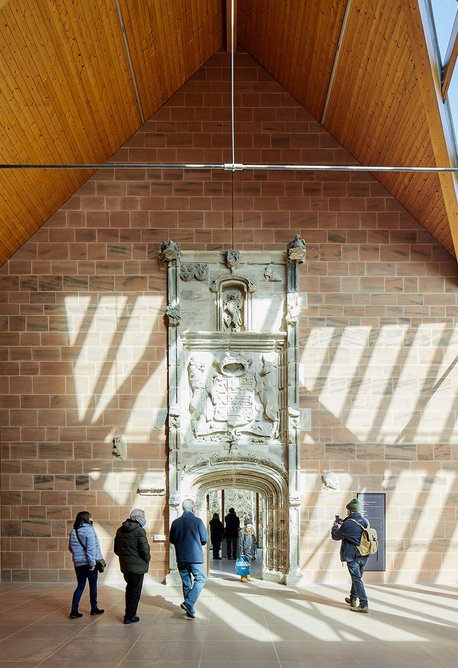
[182,340,286,448]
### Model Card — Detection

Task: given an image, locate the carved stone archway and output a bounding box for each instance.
[184,459,288,582]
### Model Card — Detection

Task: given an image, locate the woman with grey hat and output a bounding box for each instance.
[236,519,257,582]
[331,498,370,613]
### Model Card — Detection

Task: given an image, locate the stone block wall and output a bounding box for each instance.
[1,51,457,583]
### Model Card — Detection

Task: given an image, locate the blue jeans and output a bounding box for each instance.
[346,556,368,606]
[71,565,98,612]
[177,562,206,615]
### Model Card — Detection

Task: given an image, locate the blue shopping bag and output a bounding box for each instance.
[235,556,250,576]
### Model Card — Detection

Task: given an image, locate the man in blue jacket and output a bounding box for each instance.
[331,498,370,613]
[170,499,208,618]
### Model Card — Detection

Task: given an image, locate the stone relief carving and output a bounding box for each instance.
[165,304,181,326]
[183,453,287,477]
[180,263,208,282]
[159,239,181,262]
[288,407,300,443]
[186,352,281,440]
[225,249,241,271]
[222,288,244,332]
[286,293,302,324]
[256,356,279,437]
[264,264,283,282]
[210,275,256,332]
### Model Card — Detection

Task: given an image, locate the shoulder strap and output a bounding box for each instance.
[349,518,370,530]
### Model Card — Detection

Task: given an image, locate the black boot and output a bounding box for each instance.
[91,607,105,615]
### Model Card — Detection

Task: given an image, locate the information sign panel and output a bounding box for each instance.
[357,492,386,571]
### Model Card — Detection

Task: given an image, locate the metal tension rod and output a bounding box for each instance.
[2,162,458,173]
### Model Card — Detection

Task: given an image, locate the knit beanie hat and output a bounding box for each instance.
[345,498,360,512]
[244,518,253,526]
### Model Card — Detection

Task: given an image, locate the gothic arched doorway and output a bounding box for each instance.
[168,460,294,584]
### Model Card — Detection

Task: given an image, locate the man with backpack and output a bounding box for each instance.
[331,498,370,613]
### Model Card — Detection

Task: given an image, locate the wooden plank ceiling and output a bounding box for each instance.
[0,0,457,266]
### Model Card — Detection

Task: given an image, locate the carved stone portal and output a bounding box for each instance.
[162,242,305,584]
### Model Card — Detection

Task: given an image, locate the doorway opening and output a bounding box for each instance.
[206,488,264,579]
[179,462,289,583]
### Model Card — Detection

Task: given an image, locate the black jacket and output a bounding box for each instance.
[114,518,151,574]
[224,512,240,538]
[209,518,224,542]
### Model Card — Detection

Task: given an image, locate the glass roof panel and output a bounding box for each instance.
[448,65,458,143]
[430,0,458,59]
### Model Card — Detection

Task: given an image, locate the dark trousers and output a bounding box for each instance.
[71,565,98,612]
[123,572,144,620]
[212,540,221,558]
[226,536,237,559]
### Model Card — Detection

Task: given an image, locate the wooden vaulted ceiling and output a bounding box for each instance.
[0,0,457,266]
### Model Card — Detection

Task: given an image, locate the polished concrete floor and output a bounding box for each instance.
[0,559,457,667]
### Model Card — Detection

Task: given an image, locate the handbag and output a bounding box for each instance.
[75,528,105,572]
[95,559,106,573]
[235,555,250,576]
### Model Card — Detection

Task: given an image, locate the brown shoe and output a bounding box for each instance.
[345,597,357,606]
[350,605,369,613]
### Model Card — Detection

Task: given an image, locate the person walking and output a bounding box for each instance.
[114,508,151,624]
[331,498,370,613]
[209,512,224,560]
[224,507,240,559]
[237,519,257,582]
[170,499,208,619]
[68,510,105,619]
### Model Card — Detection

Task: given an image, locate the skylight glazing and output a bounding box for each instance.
[428,0,458,160]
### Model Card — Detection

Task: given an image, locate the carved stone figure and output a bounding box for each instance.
[256,356,279,436]
[188,356,213,434]
[222,289,243,332]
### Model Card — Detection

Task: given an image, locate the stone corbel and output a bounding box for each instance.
[159,240,181,262]
[287,234,306,263]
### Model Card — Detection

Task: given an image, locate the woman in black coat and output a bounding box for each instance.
[209,513,224,559]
